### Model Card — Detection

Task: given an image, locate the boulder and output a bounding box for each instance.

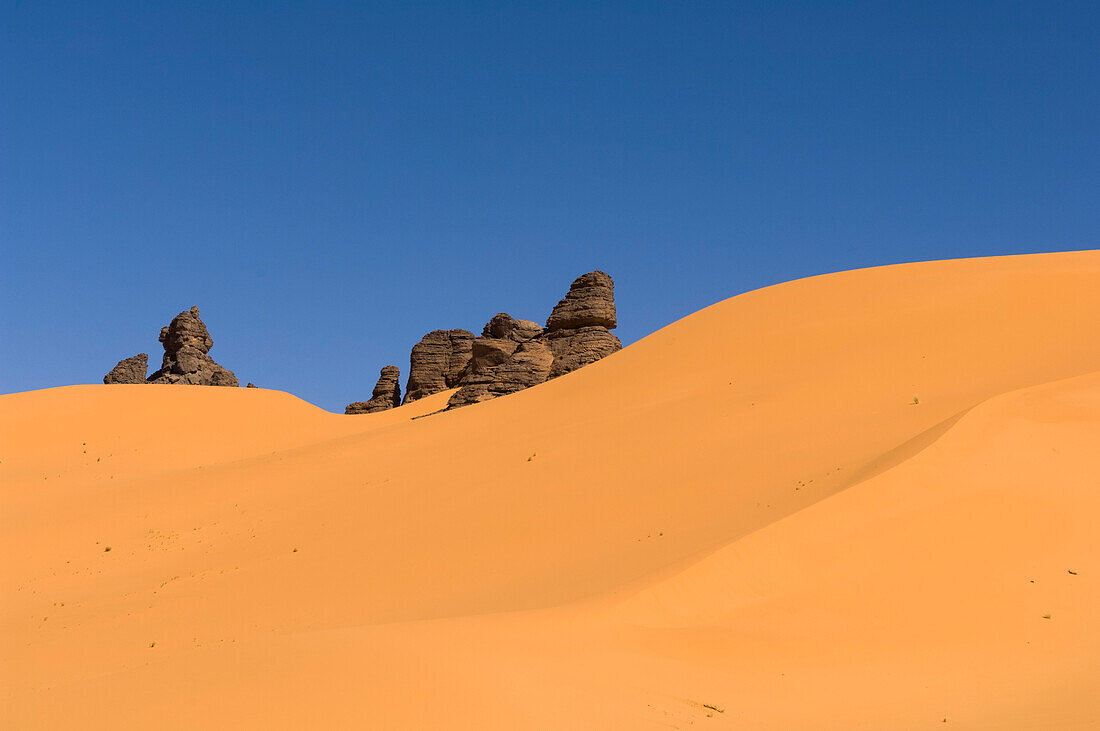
[103,353,149,384]
[345,365,402,414]
[466,313,543,376]
[158,306,213,354]
[403,329,474,403]
[147,306,239,387]
[545,270,617,331]
[482,312,543,341]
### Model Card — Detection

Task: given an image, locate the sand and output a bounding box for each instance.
[3,250,1100,729]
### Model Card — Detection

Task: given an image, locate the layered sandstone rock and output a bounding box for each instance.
[467,313,543,376]
[446,339,554,409]
[402,329,474,404]
[103,353,149,384]
[542,270,621,379]
[482,312,543,342]
[147,306,239,387]
[444,272,620,410]
[345,365,402,414]
[545,325,622,379]
[545,270,617,330]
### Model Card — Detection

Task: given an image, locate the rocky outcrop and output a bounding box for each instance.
[545,270,617,330]
[103,353,149,384]
[146,306,239,387]
[402,329,474,404]
[102,306,239,386]
[158,306,212,354]
[545,325,622,379]
[443,272,620,410]
[345,365,402,414]
[467,313,543,375]
[100,275,619,411]
[542,271,621,379]
[446,339,554,409]
[482,312,543,342]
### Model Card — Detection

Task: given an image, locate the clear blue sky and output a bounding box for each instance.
[2,1,1097,411]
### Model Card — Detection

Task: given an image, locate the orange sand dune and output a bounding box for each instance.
[3,250,1100,729]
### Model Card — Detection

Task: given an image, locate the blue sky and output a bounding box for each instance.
[2,1,1097,411]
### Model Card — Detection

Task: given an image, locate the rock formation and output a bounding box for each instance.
[345,365,402,414]
[539,273,622,378]
[103,353,149,384]
[103,306,240,387]
[545,325,622,379]
[443,271,621,410]
[467,313,543,375]
[483,312,543,342]
[545,270,617,330]
[446,339,554,409]
[402,329,474,404]
[101,275,619,413]
[146,306,239,386]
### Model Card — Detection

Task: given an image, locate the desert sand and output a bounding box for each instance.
[3,250,1100,729]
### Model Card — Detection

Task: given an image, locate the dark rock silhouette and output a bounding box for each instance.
[402,329,474,404]
[146,306,239,387]
[103,353,149,384]
[246,382,257,388]
[345,365,402,414]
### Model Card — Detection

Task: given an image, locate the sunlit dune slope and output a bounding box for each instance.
[3,250,1100,729]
